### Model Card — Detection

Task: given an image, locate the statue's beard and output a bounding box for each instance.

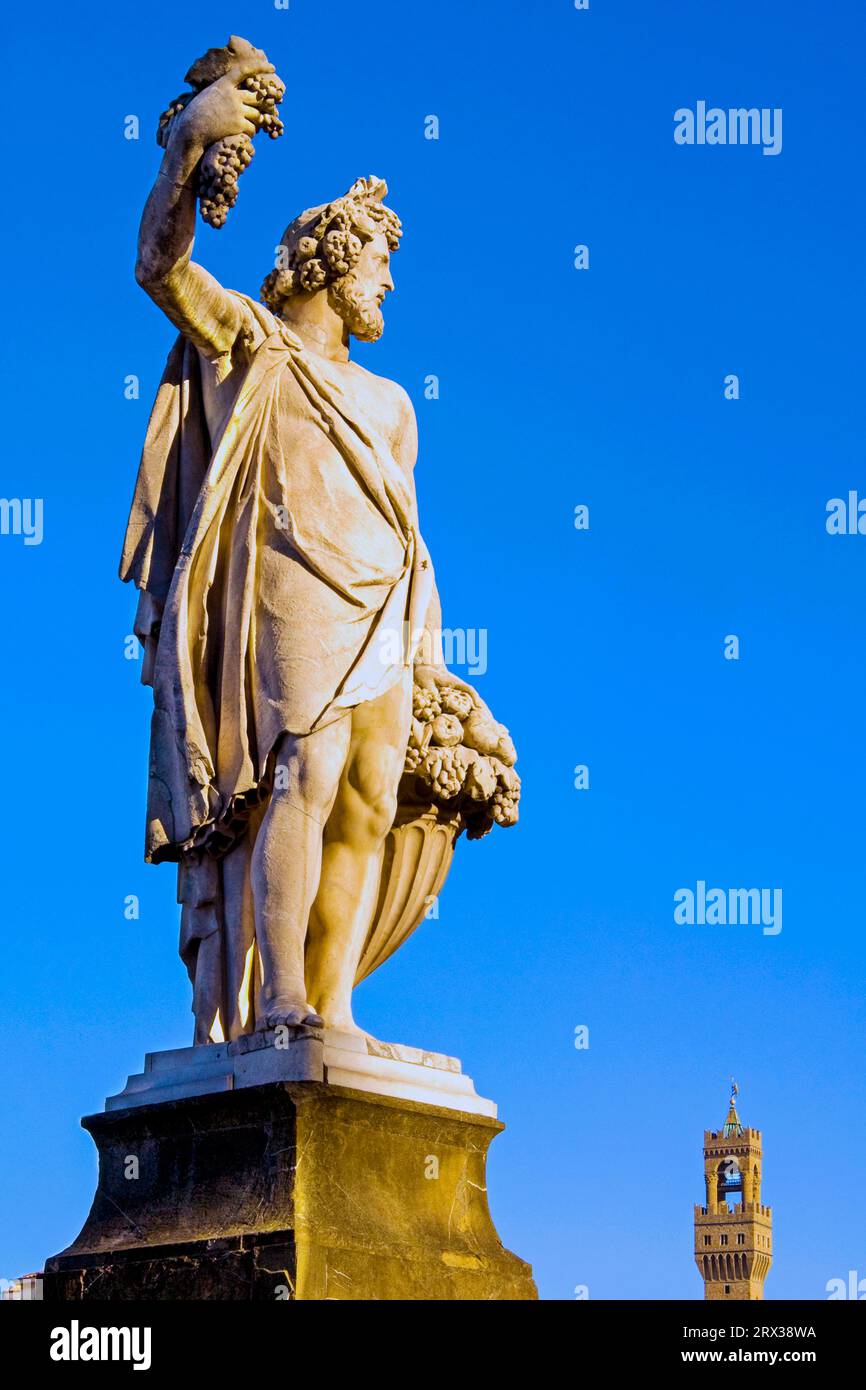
[328,276,384,342]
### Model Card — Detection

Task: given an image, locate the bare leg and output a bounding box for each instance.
[305,674,412,1031]
[252,716,351,1029]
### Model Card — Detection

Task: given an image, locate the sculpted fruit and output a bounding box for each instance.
[412,686,441,722]
[404,678,520,833]
[464,756,497,802]
[463,710,508,758]
[439,687,473,721]
[430,713,463,747]
[420,745,470,799]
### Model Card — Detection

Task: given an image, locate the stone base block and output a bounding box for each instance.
[43,1080,536,1301]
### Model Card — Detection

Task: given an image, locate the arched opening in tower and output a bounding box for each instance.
[716,1157,743,1210]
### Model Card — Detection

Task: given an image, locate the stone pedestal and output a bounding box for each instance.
[44,1031,536,1301]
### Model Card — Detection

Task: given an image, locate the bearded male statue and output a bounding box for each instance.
[121,42,517,1047]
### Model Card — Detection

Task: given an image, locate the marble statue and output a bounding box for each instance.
[120,36,521,1046]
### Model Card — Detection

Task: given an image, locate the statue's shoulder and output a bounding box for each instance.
[185,291,277,381]
[349,360,415,422]
[227,291,284,349]
[341,360,416,468]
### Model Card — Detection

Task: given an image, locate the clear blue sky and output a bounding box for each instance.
[1,0,864,1300]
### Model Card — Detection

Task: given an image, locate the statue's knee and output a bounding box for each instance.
[271,729,345,815]
[347,749,399,843]
[362,789,398,842]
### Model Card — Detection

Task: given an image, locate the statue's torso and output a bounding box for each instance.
[195,336,413,486]
[184,323,419,743]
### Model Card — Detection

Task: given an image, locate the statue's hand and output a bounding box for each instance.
[414,664,516,767]
[415,663,484,712]
[171,61,272,153]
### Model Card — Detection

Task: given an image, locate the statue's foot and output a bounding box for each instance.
[321,1013,377,1045]
[258,1000,324,1030]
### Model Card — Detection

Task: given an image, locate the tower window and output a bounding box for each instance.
[720,1235,728,1246]
[703,1236,711,1246]
[724,1285,731,1295]
[737,1233,745,1245]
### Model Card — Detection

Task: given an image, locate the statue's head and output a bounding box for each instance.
[261,175,402,343]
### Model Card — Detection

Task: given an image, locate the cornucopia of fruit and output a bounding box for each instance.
[405,678,520,840]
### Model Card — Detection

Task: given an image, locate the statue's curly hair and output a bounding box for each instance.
[261,175,402,312]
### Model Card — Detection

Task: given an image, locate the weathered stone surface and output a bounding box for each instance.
[44,1083,536,1301]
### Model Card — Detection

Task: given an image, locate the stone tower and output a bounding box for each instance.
[694,1084,772,1300]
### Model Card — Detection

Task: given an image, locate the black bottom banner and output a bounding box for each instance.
[1,1295,857,1375]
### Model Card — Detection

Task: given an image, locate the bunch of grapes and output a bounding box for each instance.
[156,38,286,229]
[157,98,190,146]
[420,745,471,800]
[404,744,423,775]
[491,786,519,827]
[198,134,255,228]
[196,72,285,228]
[242,72,285,139]
[412,685,441,722]
[490,761,520,827]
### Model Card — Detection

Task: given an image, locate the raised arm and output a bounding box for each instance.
[135,56,272,357]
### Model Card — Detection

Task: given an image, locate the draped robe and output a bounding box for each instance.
[120,294,434,1036]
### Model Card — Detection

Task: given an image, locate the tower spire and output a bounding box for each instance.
[723,1078,743,1137]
